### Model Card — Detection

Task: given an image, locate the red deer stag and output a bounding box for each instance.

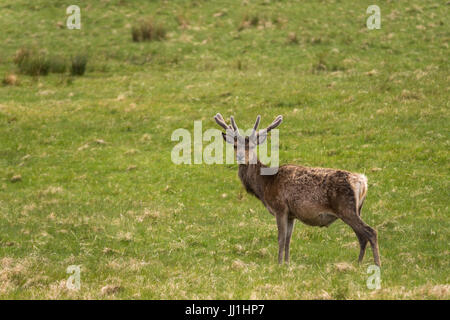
[214,113,380,266]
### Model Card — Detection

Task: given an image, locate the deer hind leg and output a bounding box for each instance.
[357,197,380,266]
[367,225,381,267]
[355,196,369,261]
[339,210,381,267]
[284,217,295,264]
[356,231,368,263]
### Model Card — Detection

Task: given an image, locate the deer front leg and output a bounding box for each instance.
[276,213,288,264]
[285,217,295,264]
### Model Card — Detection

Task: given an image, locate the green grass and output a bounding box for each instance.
[0,0,448,299]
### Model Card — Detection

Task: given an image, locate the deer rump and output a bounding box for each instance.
[260,165,368,228]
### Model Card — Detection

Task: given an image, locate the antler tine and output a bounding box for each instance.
[230,116,241,136]
[250,115,261,138]
[214,113,231,131]
[215,113,226,123]
[265,115,283,133]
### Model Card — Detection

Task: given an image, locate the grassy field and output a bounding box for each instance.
[0,0,448,299]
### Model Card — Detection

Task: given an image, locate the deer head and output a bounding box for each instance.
[214,113,283,164]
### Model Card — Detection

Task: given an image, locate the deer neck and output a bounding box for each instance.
[238,159,271,203]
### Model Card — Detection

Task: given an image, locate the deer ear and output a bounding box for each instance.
[222,132,235,145]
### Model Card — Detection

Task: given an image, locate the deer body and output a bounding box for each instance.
[214,114,381,266]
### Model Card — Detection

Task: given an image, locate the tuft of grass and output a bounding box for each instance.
[236,59,243,70]
[176,14,189,29]
[311,52,345,74]
[70,54,88,76]
[238,13,262,30]
[131,25,141,42]
[14,48,50,76]
[238,12,280,31]
[13,48,67,76]
[48,55,67,73]
[131,18,166,42]
[287,32,298,44]
[312,54,327,73]
[13,47,31,66]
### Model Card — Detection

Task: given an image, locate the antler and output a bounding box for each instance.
[215,113,282,138]
[249,115,283,140]
[249,115,261,139]
[214,113,231,131]
[230,116,241,136]
[214,113,243,137]
[262,115,283,133]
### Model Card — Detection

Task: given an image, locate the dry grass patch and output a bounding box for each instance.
[287,32,299,44]
[231,259,248,271]
[0,257,32,294]
[101,284,122,296]
[10,174,22,183]
[2,73,19,86]
[238,13,277,31]
[135,208,160,222]
[417,284,450,299]
[373,283,450,299]
[333,262,356,272]
[39,186,64,196]
[250,283,289,299]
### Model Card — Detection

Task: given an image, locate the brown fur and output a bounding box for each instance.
[215,114,381,266]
